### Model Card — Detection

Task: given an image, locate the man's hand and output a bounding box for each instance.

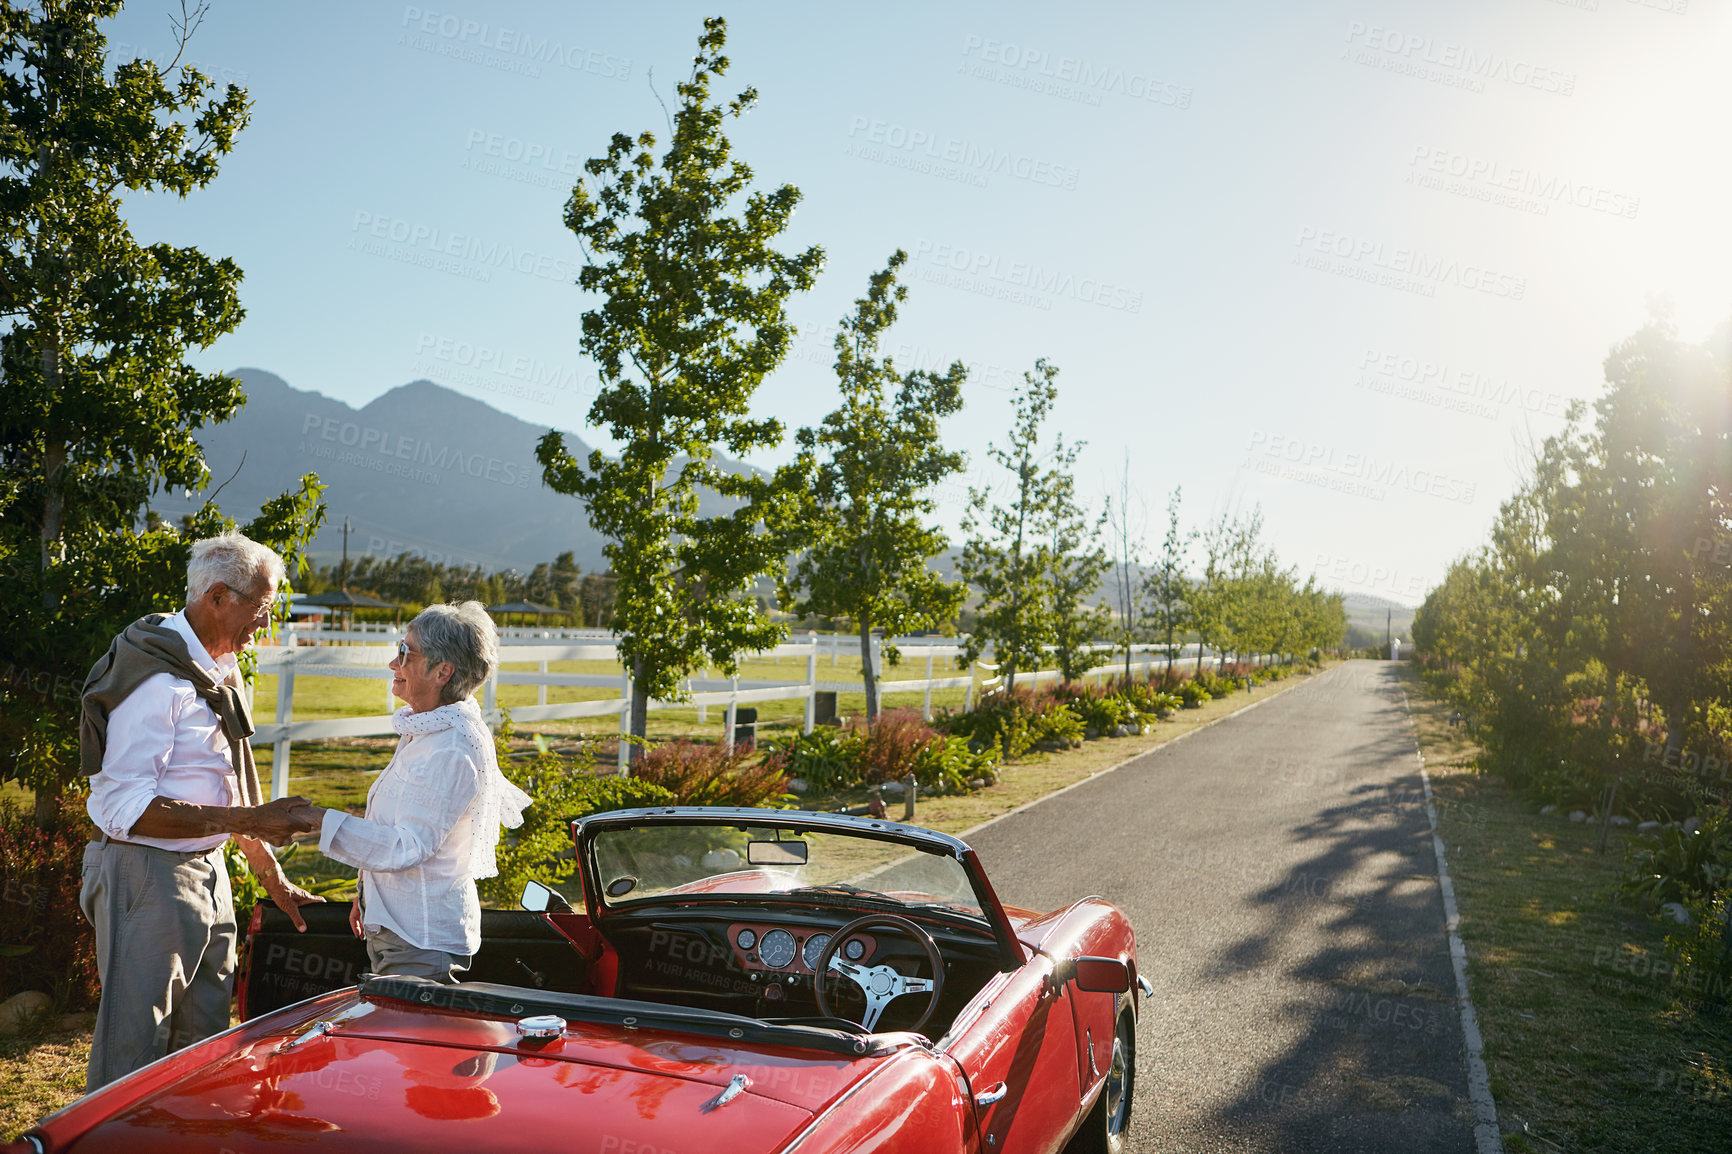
[244,796,322,845]
[349,897,364,939]
[236,834,326,933]
[259,869,326,933]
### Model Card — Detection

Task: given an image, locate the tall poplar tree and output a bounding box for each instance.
[538,18,822,758]
[0,1,324,822]
[780,252,967,721]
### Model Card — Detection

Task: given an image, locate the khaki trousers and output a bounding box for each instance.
[78,839,235,1092]
[364,924,471,983]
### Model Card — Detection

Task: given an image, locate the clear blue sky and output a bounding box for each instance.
[106,0,1731,606]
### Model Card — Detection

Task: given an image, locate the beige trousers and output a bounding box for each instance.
[78,839,235,1092]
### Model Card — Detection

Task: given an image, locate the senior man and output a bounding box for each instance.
[78,530,324,1091]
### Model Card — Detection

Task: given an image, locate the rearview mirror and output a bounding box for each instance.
[746,838,809,866]
[1072,956,1132,994]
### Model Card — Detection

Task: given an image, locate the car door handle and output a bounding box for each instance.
[974,1082,1008,1107]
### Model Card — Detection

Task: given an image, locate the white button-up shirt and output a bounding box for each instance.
[318,706,492,956]
[86,611,241,854]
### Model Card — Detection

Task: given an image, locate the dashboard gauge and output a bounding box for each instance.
[802,933,832,971]
[758,929,797,969]
[843,938,867,961]
[736,928,757,951]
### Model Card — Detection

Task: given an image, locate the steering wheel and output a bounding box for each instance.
[812,913,945,1034]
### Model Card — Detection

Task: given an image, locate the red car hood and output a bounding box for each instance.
[50,999,895,1154]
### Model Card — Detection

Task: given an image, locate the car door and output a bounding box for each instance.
[945,958,1083,1154]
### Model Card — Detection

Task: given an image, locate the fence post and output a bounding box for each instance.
[272,661,295,801]
[724,675,739,753]
[483,668,497,716]
[618,667,631,776]
[922,651,934,721]
[538,659,548,707]
[805,639,817,734]
[698,668,709,723]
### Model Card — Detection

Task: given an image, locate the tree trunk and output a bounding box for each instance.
[33,782,62,828]
[628,655,648,767]
[859,617,879,722]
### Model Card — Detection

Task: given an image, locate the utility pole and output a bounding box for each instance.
[340,516,351,591]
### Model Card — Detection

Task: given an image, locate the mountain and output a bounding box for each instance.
[155,369,718,573]
[1341,592,1416,649]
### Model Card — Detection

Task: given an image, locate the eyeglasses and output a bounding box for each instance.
[228,586,274,619]
[396,639,419,662]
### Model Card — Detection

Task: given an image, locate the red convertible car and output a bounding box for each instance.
[11,807,1143,1153]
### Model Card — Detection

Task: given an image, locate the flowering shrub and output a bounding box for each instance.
[0,795,98,1010]
[635,740,793,809]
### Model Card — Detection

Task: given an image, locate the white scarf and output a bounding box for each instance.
[391,698,533,880]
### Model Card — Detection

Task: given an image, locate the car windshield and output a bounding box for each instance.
[590,822,986,921]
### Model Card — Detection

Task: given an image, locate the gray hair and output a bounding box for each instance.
[409,601,498,704]
[187,531,287,603]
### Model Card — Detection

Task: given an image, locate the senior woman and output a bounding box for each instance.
[305,601,531,981]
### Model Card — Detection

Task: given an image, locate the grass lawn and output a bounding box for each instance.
[0,659,1318,1139]
[1399,665,1732,1153]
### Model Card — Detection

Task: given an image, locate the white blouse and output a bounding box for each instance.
[318,699,531,956]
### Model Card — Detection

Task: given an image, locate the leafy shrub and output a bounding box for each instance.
[635,740,793,808]
[226,840,354,928]
[1621,806,1732,907]
[860,711,999,793]
[0,795,97,1010]
[1195,672,1238,698]
[482,719,678,906]
[1177,680,1211,708]
[1066,689,1140,734]
[782,726,867,789]
[940,691,1036,760]
[1666,889,1732,1010]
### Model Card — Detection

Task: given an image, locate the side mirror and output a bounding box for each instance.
[521,881,572,914]
[1072,956,1132,994]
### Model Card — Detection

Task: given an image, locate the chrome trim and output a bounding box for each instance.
[701,1073,752,1112]
[1136,975,1155,998]
[274,1001,376,1054]
[974,1081,1008,1107]
[516,1014,566,1039]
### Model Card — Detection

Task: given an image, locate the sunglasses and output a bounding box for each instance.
[396,639,419,662]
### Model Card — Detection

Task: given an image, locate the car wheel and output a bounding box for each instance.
[1066,1006,1135,1154]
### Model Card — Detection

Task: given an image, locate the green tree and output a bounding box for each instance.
[1144,486,1191,677]
[780,252,967,720]
[537,18,822,760]
[1046,460,1110,683]
[959,359,1072,692]
[0,2,324,823]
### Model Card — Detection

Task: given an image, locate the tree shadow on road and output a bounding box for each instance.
[1199,675,1478,1153]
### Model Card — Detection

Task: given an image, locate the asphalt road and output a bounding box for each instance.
[968,660,1478,1153]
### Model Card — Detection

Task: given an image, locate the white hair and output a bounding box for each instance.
[186,531,287,603]
[410,601,499,704]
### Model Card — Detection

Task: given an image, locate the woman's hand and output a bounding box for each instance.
[349,896,364,939]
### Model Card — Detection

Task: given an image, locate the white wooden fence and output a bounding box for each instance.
[249,633,1216,798]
